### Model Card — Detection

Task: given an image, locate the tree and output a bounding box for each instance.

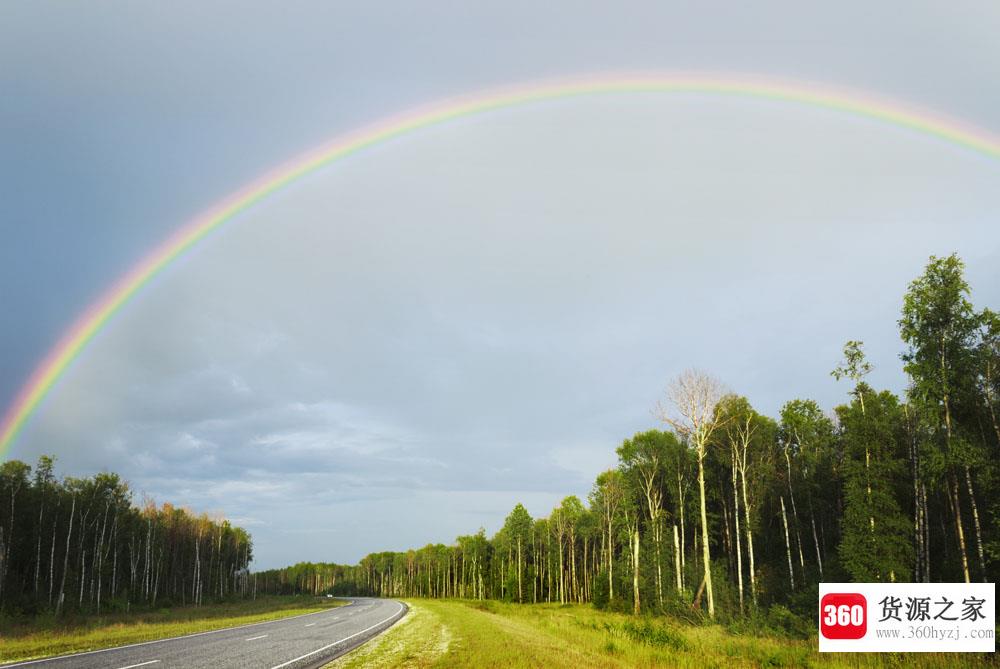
[502,504,532,603]
[832,340,873,414]
[779,399,836,584]
[589,470,624,602]
[976,308,1000,446]
[832,341,878,559]
[0,459,31,605]
[659,369,729,618]
[617,430,679,607]
[836,387,913,581]
[717,395,772,611]
[899,253,982,582]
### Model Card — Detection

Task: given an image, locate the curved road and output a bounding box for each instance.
[1,598,406,669]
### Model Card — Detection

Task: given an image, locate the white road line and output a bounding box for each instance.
[0,603,357,668]
[304,623,317,627]
[245,635,269,641]
[269,602,405,669]
[116,662,160,669]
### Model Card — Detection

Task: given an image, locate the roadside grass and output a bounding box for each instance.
[325,601,452,668]
[330,599,996,668]
[0,595,346,664]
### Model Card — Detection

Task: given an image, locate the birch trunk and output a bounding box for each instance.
[632,525,640,615]
[784,449,806,576]
[697,448,714,618]
[963,466,986,582]
[810,512,823,580]
[673,524,682,591]
[56,496,75,615]
[731,451,744,614]
[948,473,971,583]
[740,461,757,607]
[780,495,795,591]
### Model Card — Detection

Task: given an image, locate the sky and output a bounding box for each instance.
[2,2,999,568]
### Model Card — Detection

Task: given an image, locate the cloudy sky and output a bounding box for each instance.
[2,2,999,568]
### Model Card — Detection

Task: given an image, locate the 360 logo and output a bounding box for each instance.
[820,593,867,640]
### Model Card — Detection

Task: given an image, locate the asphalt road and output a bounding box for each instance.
[1,598,407,669]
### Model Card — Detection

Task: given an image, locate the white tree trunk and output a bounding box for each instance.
[781,495,795,591]
[697,448,714,618]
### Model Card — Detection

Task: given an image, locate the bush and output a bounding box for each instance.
[605,619,690,651]
[656,592,705,624]
[765,604,812,639]
[591,570,610,610]
[606,596,631,614]
[467,600,497,614]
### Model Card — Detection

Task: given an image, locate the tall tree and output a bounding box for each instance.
[659,369,729,618]
[502,504,532,603]
[589,469,624,602]
[617,430,678,607]
[779,399,836,583]
[899,253,982,582]
[836,386,913,582]
[976,308,1000,446]
[832,341,878,549]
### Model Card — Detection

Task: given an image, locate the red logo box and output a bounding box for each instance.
[820,593,867,640]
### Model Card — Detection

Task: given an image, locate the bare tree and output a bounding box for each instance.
[658,369,729,619]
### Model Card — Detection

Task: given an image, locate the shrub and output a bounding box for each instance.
[765,604,812,639]
[591,570,610,610]
[606,619,690,651]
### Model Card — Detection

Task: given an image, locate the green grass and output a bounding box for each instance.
[327,599,996,668]
[0,595,347,664]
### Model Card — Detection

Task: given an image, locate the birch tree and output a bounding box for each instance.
[658,369,729,618]
[900,254,982,582]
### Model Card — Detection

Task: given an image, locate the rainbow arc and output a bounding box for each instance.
[3,73,1000,456]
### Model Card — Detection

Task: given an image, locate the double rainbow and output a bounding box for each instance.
[3,73,1000,457]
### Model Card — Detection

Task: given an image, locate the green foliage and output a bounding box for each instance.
[610,618,690,650]
[763,605,811,639]
[831,340,873,385]
[836,387,913,582]
[591,569,609,609]
[0,457,253,617]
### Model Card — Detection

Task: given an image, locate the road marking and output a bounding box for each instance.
[269,601,406,669]
[116,662,160,669]
[304,622,317,627]
[246,635,269,641]
[0,602,356,668]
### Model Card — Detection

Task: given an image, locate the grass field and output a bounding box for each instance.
[0,595,346,664]
[327,599,995,668]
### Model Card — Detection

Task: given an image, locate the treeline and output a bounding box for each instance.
[256,254,1000,620]
[0,458,254,615]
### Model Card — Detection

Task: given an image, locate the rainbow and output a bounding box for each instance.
[3,72,1000,457]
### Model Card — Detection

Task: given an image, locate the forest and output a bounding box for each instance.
[255,253,1000,624]
[0,459,254,616]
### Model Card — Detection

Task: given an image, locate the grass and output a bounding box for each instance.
[0,595,347,664]
[326,599,996,668]
[325,600,452,669]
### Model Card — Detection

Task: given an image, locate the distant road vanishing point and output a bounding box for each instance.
[0,598,406,669]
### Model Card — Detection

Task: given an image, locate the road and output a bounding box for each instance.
[1,598,406,669]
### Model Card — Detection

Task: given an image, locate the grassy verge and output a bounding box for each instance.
[327,599,994,668]
[325,600,452,668]
[0,595,347,664]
